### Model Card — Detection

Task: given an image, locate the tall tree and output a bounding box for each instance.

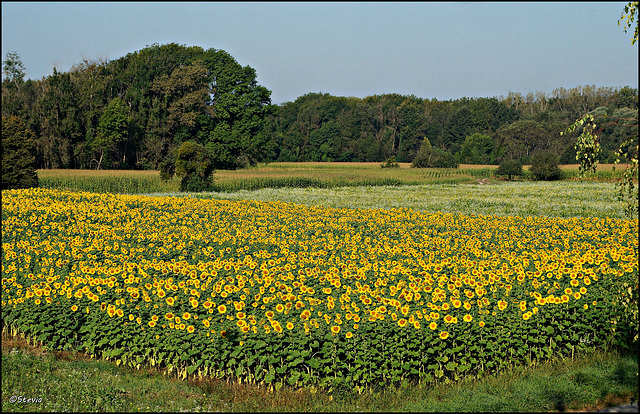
[2,52,27,119]
[92,97,129,169]
[2,116,39,189]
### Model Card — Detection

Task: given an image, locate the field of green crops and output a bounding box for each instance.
[36,163,627,195]
[2,180,638,394]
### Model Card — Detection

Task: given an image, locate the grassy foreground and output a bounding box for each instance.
[2,333,637,412]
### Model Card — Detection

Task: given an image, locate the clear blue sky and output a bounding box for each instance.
[2,1,638,105]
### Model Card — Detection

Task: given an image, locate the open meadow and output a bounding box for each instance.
[2,164,638,412]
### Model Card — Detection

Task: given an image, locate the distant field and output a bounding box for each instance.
[35,162,629,194]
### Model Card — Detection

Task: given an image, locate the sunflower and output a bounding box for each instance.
[187,325,195,333]
[331,325,340,334]
[463,314,473,322]
[439,331,449,340]
[218,304,227,314]
[71,305,78,312]
[429,322,437,330]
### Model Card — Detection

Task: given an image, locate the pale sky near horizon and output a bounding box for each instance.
[2,1,638,105]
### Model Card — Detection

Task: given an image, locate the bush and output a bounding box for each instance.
[494,159,523,180]
[380,156,400,168]
[174,141,216,192]
[2,116,39,190]
[529,152,563,181]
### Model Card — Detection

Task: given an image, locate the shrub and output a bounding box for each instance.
[174,141,216,192]
[1,116,39,190]
[494,159,523,180]
[530,152,563,181]
[380,156,400,168]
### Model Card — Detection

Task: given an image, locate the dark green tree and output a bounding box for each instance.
[529,152,563,181]
[2,116,39,189]
[494,159,523,180]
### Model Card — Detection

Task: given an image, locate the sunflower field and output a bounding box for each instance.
[2,188,638,392]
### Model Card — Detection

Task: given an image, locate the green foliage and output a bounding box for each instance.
[613,133,638,218]
[494,159,523,180]
[529,152,563,181]
[619,1,639,45]
[380,156,400,168]
[564,114,602,176]
[2,345,636,412]
[456,132,494,164]
[92,97,128,170]
[411,137,458,168]
[1,39,638,171]
[1,116,39,189]
[174,141,216,192]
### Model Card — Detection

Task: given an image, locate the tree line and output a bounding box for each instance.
[265,88,637,166]
[2,43,276,171]
[2,43,638,172]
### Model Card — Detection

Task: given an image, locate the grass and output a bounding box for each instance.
[2,333,637,412]
[173,181,628,219]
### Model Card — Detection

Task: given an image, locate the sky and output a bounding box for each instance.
[2,2,638,105]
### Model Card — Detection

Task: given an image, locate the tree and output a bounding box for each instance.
[2,51,26,88]
[2,116,39,189]
[91,97,128,169]
[529,152,562,181]
[494,119,552,163]
[494,159,523,180]
[411,137,458,168]
[456,132,494,164]
[2,52,27,119]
